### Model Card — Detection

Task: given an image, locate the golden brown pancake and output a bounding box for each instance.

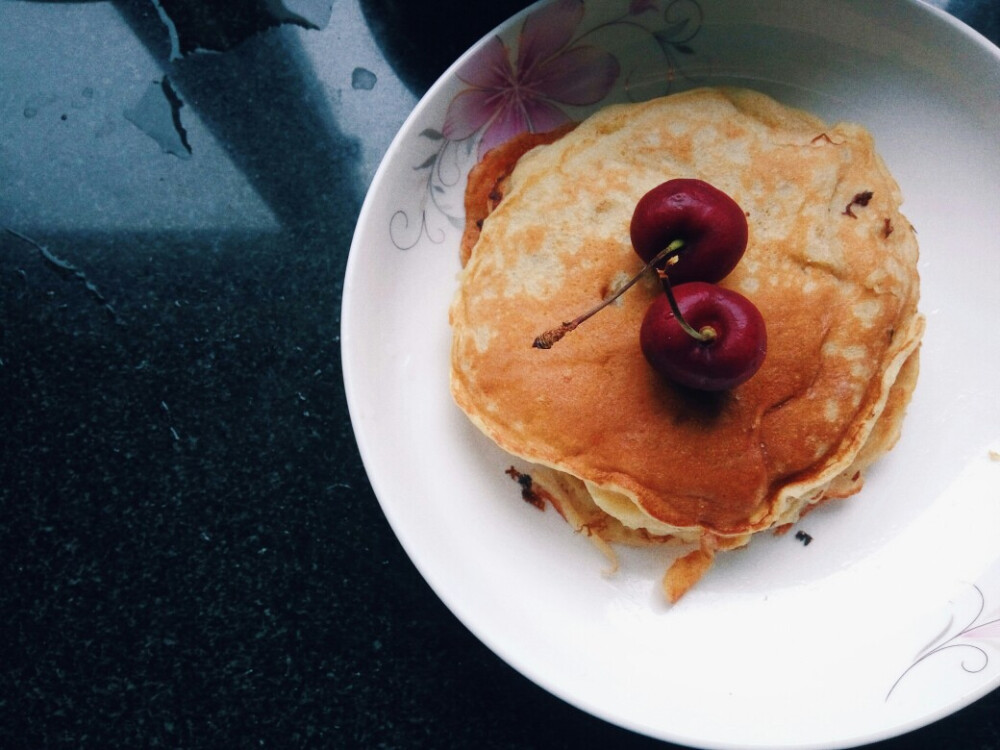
[449,87,923,601]
[461,123,576,267]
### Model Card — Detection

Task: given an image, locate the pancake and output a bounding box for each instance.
[449,87,923,601]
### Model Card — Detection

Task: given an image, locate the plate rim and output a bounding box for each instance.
[341,1,1000,747]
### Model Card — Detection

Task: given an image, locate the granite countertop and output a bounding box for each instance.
[2,1,998,748]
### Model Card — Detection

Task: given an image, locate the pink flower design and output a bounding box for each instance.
[442,0,619,158]
[964,614,1000,639]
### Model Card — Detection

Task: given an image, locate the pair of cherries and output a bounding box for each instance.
[534,179,767,391]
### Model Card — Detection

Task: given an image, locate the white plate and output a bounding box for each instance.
[342,1,1000,747]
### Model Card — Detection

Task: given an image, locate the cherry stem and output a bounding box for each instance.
[533,239,686,349]
[659,274,716,342]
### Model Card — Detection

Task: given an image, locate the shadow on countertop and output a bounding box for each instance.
[359,0,533,93]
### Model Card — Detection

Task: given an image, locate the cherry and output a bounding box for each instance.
[630,179,748,285]
[532,179,766,391]
[640,282,766,391]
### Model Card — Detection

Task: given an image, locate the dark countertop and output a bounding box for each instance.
[2,1,998,748]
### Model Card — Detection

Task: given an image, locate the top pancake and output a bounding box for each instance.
[450,87,922,537]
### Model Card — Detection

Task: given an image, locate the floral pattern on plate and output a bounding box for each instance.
[388,0,705,251]
[888,576,1000,701]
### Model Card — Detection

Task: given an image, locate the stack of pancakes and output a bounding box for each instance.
[449,88,924,602]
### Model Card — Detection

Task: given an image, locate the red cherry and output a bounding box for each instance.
[630,179,748,285]
[640,282,766,391]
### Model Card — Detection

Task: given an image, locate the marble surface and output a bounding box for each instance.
[1,1,998,747]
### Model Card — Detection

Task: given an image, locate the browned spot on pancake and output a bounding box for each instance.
[843,190,874,217]
[460,123,577,267]
[505,465,545,510]
[810,132,845,146]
